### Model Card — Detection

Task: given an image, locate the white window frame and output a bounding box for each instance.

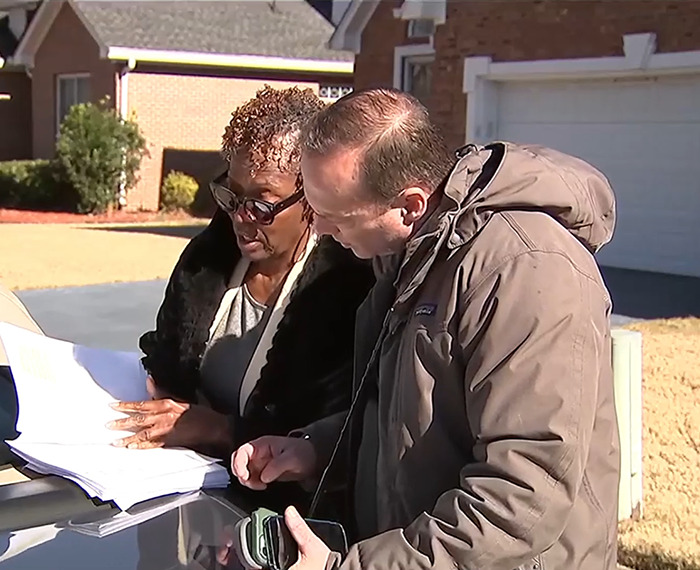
[393,44,435,98]
[55,73,90,134]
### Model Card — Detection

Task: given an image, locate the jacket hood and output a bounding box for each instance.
[451,142,616,253]
[393,142,616,308]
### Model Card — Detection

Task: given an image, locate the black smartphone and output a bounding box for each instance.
[263,515,348,570]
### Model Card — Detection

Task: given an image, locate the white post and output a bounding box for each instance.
[611,328,644,521]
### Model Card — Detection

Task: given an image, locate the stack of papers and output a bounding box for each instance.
[0,323,229,510]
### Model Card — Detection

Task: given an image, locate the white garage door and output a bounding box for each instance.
[496,74,700,277]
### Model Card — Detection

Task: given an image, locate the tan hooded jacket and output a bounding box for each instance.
[308,142,620,570]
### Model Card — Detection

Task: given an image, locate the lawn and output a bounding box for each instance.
[0,222,206,291]
[618,318,700,570]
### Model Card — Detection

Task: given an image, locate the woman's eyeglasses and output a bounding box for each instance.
[209,171,303,226]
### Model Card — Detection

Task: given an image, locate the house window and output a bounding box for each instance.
[407,18,435,39]
[394,45,435,105]
[319,84,353,103]
[56,74,90,132]
[403,55,433,104]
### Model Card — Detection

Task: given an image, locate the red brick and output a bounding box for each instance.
[354,0,700,151]
[32,2,116,159]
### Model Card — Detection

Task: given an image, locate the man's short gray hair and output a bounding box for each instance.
[301,88,454,202]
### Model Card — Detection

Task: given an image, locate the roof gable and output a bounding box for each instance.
[329,0,446,53]
[329,0,378,54]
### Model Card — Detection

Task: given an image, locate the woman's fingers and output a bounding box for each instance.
[112,424,171,449]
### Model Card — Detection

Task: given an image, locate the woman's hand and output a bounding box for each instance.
[107,399,231,453]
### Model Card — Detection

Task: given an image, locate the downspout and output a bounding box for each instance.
[117,57,136,208]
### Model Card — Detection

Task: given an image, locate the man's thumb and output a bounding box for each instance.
[284,506,315,551]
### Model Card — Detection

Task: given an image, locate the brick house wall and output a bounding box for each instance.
[31,1,116,159]
[21,0,353,211]
[354,0,700,150]
[125,67,351,211]
[352,0,412,91]
[0,70,32,161]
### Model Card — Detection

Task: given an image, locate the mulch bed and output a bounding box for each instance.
[0,208,203,224]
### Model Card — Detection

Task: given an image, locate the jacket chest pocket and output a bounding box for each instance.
[380,318,451,457]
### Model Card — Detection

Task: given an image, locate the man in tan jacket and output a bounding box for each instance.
[231,88,620,570]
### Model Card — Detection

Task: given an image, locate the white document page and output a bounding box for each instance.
[0,323,230,510]
[0,323,149,444]
[9,441,227,509]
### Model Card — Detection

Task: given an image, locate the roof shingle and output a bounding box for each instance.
[74,1,353,62]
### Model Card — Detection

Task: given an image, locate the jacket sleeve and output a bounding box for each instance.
[138,262,197,402]
[333,251,611,570]
[295,410,347,483]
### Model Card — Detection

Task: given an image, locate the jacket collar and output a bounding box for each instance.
[392,143,505,311]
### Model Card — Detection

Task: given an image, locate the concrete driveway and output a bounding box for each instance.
[17,280,168,352]
[14,265,700,352]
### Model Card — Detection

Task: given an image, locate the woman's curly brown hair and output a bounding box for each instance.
[222,85,327,177]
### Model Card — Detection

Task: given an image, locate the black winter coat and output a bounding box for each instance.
[139,210,374,512]
[140,209,374,441]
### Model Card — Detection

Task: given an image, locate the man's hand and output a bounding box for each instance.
[107,399,230,452]
[286,506,331,570]
[231,436,317,490]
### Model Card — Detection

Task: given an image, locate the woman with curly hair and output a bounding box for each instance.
[107,86,374,511]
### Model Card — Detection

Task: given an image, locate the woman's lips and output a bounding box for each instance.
[236,232,264,251]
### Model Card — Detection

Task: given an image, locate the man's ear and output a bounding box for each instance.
[397,187,430,226]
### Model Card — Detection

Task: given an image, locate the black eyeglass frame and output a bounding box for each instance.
[209,171,304,225]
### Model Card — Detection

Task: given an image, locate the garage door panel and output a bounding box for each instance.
[496,76,700,277]
[498,76,700,125]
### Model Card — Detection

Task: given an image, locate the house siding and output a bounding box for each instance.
[31,1,116,160]
[354,0,700,150]
[0,70,32,161]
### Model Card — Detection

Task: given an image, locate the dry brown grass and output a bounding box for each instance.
[0,223,203,290]
[618,318,700,570]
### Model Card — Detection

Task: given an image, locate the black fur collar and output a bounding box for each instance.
[140,208,375,442]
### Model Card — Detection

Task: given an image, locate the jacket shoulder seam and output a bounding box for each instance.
[463,248,604,307]
[501,211,537,251]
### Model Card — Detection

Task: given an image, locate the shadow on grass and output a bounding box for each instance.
[619,544,700,570]
[87,224,207,239]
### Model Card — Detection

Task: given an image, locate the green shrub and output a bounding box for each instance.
[55,99,147,214]
[0,159,76,211]
[160,171,199,211]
